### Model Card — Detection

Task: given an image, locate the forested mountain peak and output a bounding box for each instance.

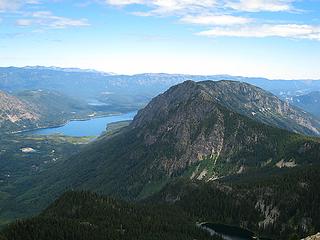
[133,80,320,136]
[28,80,320,203]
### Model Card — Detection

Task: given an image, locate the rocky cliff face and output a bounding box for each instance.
[302,233,320,240]
[201,81,320,136]
[129,80,320,178]
[133,80,320,137]
[0,91,40,132]
[131,81,227,175]
[150,165,320,240]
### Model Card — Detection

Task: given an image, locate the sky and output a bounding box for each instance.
[0,0,320,79]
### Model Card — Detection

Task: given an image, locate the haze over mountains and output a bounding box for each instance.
[1,66,320,109]
[1,67,320,240]
[1,66,320,126]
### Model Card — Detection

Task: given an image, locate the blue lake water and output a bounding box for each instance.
[27,111,137,137]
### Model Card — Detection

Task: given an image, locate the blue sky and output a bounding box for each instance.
[0,0,320,79]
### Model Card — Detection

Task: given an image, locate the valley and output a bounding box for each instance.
[0,68,320,239]
[0,133,93,225]
[0,111,135,225]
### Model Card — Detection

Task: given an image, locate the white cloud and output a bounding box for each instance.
[16,18,33,26]
[226,0,294,12]
[105,0,296,14]
[106,0,146,5]
[0,0,21,11]
[16,11,90,28]
[181,14,252,26]
[106,0,217,15]
[1,0,89,30]
[197,24,320,40]
[104,0,320,41]
[0,0,40,12]
[1,0,89,29]
[151,0,217,14]
[106,0,250,28]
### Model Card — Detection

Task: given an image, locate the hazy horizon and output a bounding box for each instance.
[1,0,320,79]
[1,65,320,81]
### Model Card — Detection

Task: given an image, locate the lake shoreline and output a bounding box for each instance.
[12,111,134,135]
[18,111,137,137]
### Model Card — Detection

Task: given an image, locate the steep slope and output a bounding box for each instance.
[151,165,320,239]
[13,80,320,207]
[0,91,40,132]
[196,81,320,136]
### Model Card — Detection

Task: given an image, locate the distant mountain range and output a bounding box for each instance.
[1,66,320,114]
[0,66,320,101]
[22,66,115,74]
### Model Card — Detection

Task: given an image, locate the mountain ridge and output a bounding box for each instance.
[12,80,320,205]
[2,66,320,106]
[133,80,320,136]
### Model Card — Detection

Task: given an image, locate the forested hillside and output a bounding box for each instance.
[1,191,220,240]
[4,164,320,240]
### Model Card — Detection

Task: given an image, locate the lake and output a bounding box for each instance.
[200,223,272,240]
[27,111,137,137]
